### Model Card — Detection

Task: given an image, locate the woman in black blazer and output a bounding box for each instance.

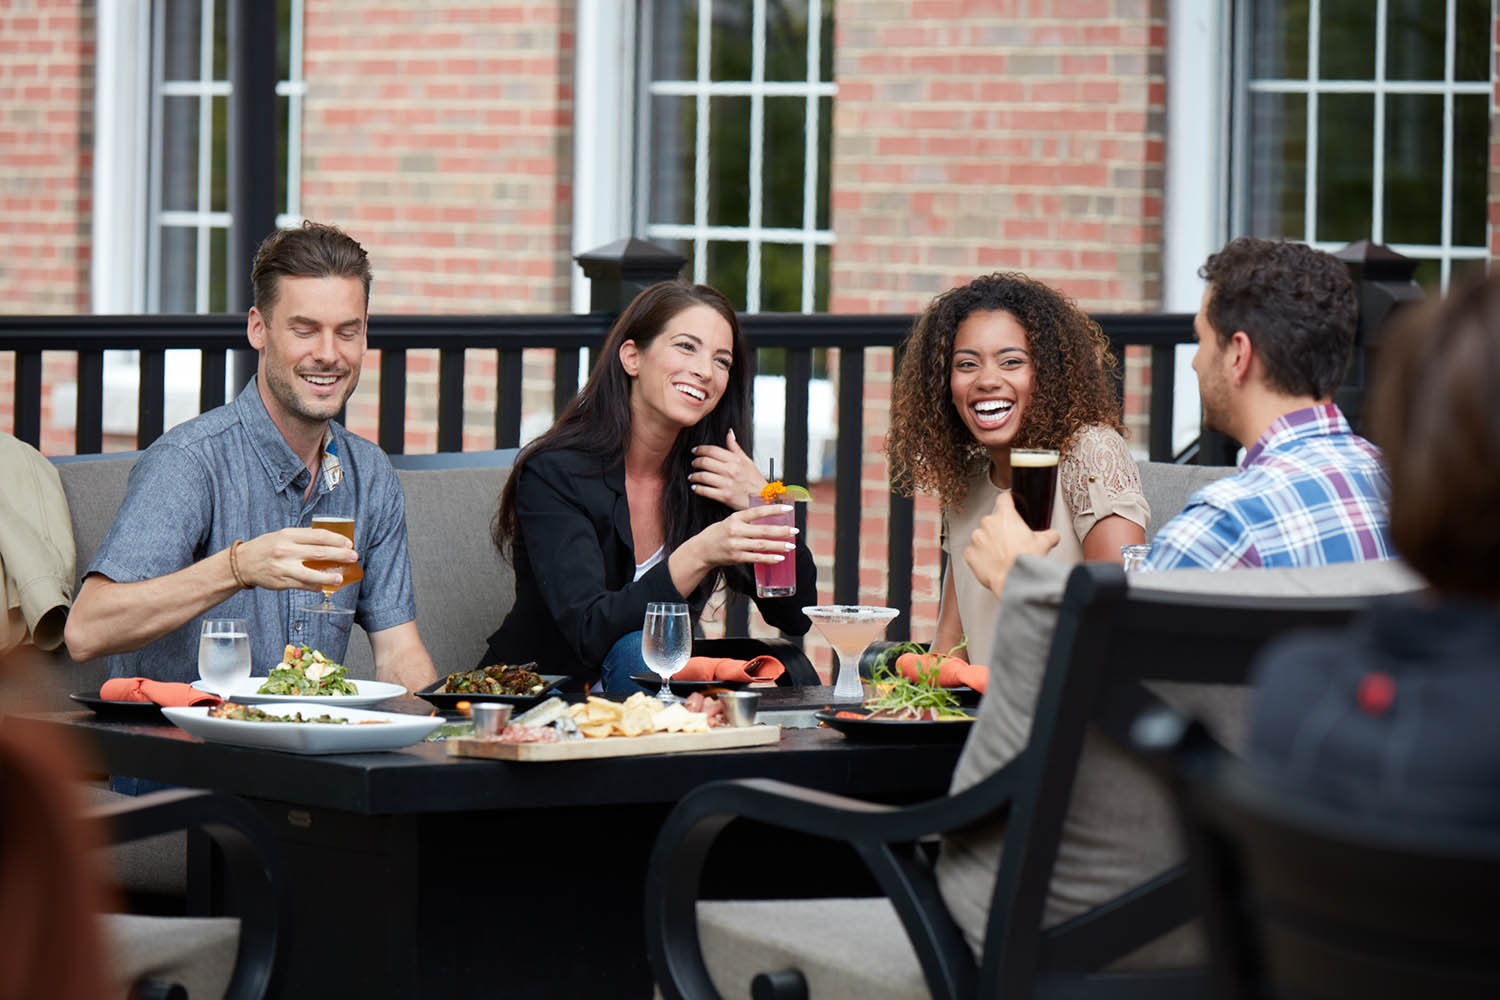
[482,281,815,690]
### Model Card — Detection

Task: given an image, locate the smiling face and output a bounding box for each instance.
[949,309,1035,468]
[247,274,367,439]
[620,303,735,433]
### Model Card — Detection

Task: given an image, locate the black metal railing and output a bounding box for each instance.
[1,310,1195,639]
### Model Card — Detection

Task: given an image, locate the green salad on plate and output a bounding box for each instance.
[256,644,359,696]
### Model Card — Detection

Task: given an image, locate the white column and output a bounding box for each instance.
[571,0,637,313]
[91,0,151,313]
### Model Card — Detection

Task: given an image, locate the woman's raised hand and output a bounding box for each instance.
[689,429,766,511]
[667,499,800,598]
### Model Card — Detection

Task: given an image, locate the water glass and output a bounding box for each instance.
[641,602,691,702]
[198,618,252,693]
[1121,544,1152,573]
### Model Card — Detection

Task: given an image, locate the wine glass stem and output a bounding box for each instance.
[831,649,863,701]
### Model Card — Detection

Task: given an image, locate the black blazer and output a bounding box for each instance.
[482,448,816,687]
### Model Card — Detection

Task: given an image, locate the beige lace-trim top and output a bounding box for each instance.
[940,424,1149,667]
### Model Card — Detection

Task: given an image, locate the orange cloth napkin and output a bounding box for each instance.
[100,677,222,707]
[894,652,989,695]
[674,655,785,684]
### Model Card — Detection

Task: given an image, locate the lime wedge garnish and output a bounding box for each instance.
[782,484,812,501]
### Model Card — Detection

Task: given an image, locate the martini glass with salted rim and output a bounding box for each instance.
[802,605,901,701]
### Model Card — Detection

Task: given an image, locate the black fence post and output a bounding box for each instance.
[1333,240,1423,437]
[573,238,688,314]
[226,0,279,397]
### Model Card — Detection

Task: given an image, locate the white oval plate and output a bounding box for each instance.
[162,703,441,755]
[191,676,407,708]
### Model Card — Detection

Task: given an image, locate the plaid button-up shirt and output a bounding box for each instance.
[1143,404,1394,571]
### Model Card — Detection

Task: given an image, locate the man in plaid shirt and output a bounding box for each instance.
[1142,238,1394,570]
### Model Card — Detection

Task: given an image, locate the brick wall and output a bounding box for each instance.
[0,0,93,448]
[298,0,577,451]
[829,0,1167,647]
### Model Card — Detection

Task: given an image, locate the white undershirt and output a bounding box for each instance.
[634,544,665,581]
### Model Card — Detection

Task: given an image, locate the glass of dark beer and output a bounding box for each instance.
[1009,448,1060,531]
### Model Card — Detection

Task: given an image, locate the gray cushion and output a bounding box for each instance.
[935,555,1425,968]
[696,898,927,1000]
[1136,460,1235,540]
[342,463,514,678]
[78,781,187,897]
[102,912,240,999]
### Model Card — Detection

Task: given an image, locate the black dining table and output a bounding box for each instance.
[17,687,968,999]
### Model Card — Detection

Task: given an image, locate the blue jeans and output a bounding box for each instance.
[110,775,175,796]
[599,631,652,694]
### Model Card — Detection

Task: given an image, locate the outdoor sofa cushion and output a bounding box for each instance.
[101,913,241,999]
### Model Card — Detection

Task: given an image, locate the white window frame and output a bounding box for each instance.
[1231,0,1491,289]
[633,0,836,314]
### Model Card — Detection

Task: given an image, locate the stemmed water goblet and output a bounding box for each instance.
[642,602,692,702]
[802,605,901,701]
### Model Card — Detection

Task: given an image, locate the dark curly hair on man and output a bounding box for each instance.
[1198,237,1356,399]
[886,272,1123,510]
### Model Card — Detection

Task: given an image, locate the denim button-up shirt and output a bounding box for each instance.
[89,378,417,682]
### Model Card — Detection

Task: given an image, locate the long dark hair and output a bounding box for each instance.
[492,281,752,601]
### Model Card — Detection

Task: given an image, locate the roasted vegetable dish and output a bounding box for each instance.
[256,644,359,696]
[439,662,546,696]
[208,701,369,724]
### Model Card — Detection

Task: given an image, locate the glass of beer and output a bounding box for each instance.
[1009,448,1059,531]
[304,515,361,615]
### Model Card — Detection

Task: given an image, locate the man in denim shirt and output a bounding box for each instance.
[66,222,436,693]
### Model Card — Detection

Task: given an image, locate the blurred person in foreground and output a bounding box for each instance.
[1143,237,1394,570]
[1247,275,1500,826]
[65,221,435,693]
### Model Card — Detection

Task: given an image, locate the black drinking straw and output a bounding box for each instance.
[769,458,775,483]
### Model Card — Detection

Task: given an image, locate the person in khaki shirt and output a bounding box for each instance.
[0,433,74,655]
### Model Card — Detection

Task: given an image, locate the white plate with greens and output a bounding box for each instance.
[163,703,440,754]
[190,676,407,708]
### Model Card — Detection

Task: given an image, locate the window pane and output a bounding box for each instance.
[707,96,750,227]
[276,94,290,211]
[1319,0,1375,79]
[276,0,293,80]
[1456,0,1490,80]
[1315,93,1373,242]
[210,95,228,213]
[160,96,199,212]
[161,0,202,80]
[652,0,698,81]
[212,0,228,80]
[1383,94,1442,246]
[1453,94,1488,246]
[648,95,696,225]
[762,97,805,228]
[158,226,198,312]
[706,241,748,308]
[813,244,829,313]
[764,0,808,82]
[1251,0,1308,79]
[208,226,227,312]
[1246,92,1307,239]
[1385,0,1445,81]
[818,4,833,82]
[1450,257,1487,287]
[816,95,832,230]
[709,1,751,81]
[760,243,803,311]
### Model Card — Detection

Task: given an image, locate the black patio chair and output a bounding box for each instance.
[1134,711,1500,1000]
[91,788,287,1000]
[644,562,1375,1000]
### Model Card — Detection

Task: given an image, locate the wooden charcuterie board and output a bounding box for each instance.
[447,724,780,762]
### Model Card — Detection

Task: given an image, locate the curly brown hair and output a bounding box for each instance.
[887,272,1124,510]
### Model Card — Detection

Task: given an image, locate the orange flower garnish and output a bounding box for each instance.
[760,480,787,502]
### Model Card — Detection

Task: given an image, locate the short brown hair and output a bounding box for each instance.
[250,221,372,319]
[1199,237,1356,399]
[1369,275,1500,598]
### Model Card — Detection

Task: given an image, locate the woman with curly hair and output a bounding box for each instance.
[888,272,1149,666]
